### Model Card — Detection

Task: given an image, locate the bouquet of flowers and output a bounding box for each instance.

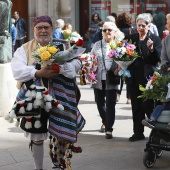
[138,72,170,102]
[108,40,140,77]
[33,43,59,66]
[33,39,85,65]
[78,53,98,85]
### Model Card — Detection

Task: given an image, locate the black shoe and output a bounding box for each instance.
[142,119,155,129]
[129,134,145,142]
[99,125,105,133]
[105,133,113,139]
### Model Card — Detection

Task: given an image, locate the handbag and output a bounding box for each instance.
[101,41,120,85]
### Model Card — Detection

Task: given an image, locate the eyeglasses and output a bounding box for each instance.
[102,29,113,32]
[35,26,52,31]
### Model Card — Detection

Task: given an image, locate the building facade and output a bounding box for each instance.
[11,0,170,41]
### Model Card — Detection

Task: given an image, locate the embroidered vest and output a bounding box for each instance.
[16,39,38,89]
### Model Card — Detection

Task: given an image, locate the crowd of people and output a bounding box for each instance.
[8,10,170,169]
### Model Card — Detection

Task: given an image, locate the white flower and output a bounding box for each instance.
[145,80,152,90]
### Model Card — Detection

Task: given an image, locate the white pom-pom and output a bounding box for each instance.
[54,99,64,110]
[26,103,33,111]
[31,90,36,98]
[36,91,42,99]
[8,117,14,123]
[19,106,25,114]
[33,99,42,108]
[15,120,20,127]
[30,84,36,89]
[45,102,52,112]
[34,120,42,128]
[36,86,45,99]
[4,113,10,120]
[57,104,64,111]
[25,122,32,129]
[25,90,31,98]
[9,110,17,118]
[44,94,53,101]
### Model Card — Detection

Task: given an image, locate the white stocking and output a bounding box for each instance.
[31,140,44,170]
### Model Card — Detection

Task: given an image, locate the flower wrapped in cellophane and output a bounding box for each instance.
[108,40,140,77]
[138,72,170,102]
[78,53,98,85]
[52,39,86,64]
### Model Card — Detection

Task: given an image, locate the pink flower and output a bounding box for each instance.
[108,50,116,58]
[126,44,136,50]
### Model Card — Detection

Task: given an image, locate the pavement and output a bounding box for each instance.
[1,79,170,170]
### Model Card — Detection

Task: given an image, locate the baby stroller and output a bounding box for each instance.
[143,110,170,168]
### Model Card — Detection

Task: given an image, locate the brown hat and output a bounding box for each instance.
[33,15,53,27]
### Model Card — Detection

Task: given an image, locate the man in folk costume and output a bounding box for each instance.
[10,15,85,170]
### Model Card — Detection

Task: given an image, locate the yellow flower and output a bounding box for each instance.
[36,46,47,53]
[40,51,51,61]
[48,46,58,54]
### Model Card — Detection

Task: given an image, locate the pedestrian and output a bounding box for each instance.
[88,13,101,49]
[11,18,17,57]
[93,21,104,44]
[147,13,159,36]
[90,21,124,139]
[126,13,162,142]
[111,12,117,20]
[116,12,137,104]
[53,19,65,45]
[10,15,84,170]
[62,23,72,41]
[13,11,27,49]
[161,13,170,65]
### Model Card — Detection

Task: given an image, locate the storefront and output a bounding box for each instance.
[80,0,169,41]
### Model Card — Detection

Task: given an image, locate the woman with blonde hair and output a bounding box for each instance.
[91,21,124,139]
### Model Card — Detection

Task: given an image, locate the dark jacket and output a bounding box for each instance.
[126,31,162,86]
[15,18,27,39]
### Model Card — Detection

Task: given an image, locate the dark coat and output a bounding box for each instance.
[126,31,162,86]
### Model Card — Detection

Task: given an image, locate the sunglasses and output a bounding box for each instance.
[35,26,52,31]
[102,29,113,32]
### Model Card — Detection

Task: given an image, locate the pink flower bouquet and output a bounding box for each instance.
[78,53,98,85]
[108,41,140,77]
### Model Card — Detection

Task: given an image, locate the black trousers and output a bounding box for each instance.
[15,38,25,49]
[94,81,117,132]
[129,83,154,136]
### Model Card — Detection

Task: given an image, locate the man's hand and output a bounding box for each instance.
[35,65,57,79]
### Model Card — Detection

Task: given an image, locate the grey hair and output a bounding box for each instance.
[55,19,65,28]
[11,18,15,24]
[106,15,115,23]
[103,22,125,41]
[136,13,151,25]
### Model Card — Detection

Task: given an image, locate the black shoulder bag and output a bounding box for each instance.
[101,41,120,85]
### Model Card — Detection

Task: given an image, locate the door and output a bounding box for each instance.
[11,0,29,42]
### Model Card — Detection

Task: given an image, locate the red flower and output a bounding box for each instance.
[76,39,84,46]
[52,64,60,73]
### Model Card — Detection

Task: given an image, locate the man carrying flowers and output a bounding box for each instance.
[10,15,85,170]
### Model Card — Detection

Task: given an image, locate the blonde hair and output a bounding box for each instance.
[103,22,125,41]
[166,14,170,20]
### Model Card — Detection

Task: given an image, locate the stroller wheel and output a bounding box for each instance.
[156,149,163,158]
[143,150,156,168]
